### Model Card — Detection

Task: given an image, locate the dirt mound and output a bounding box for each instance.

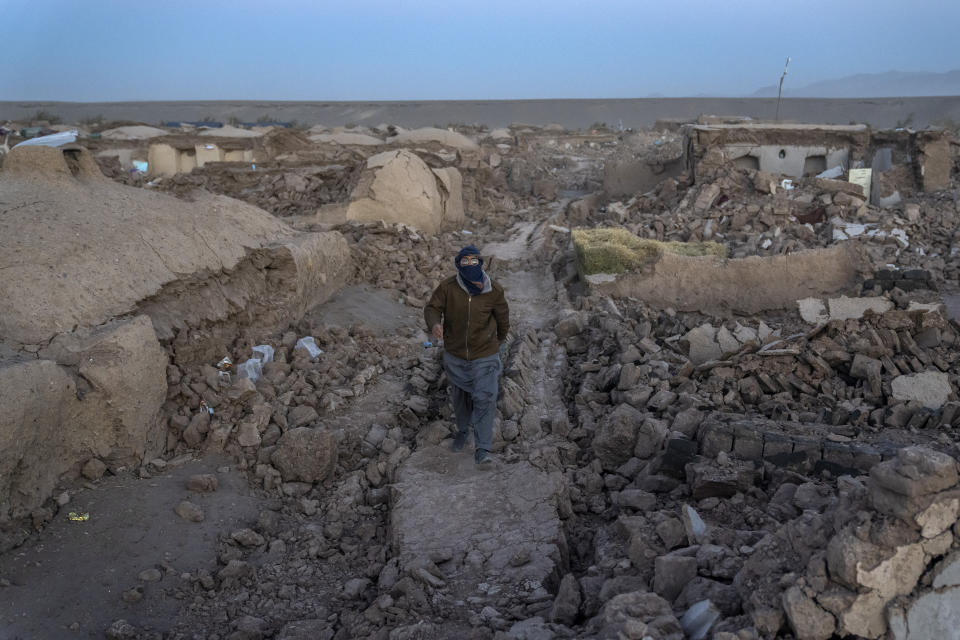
[343,149,464,233]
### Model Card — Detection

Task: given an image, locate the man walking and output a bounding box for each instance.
[424,245,510,466]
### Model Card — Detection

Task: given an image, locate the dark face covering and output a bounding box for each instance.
[456,245,484,295]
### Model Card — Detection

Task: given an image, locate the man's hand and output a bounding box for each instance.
[432,324,443,342]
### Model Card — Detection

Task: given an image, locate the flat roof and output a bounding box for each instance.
[691,123,869,132]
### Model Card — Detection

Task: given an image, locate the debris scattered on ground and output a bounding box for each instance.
[1,115,959,639]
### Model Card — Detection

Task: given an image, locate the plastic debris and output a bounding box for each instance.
[295,336,323,359]
[132,160,148,173]
[680,600,721,640]
[816,165,844,179]
[13,129,78,149]
[236,358,263,382]
[461,230,473,235]
[424,341,433,348]
[199,400,214,415]
[216,356,233,371]
[831,217,909,247]
[780,179,794,190]
[67,512,90,522]
[251,344,274,364]
[848,168,872,201]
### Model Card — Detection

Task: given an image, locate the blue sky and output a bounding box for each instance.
[3,0,959,100]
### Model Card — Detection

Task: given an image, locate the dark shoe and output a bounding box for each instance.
[451,431,468,452]
[475,449,494,467]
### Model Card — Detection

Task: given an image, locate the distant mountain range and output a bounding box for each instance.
[752,69,960,98]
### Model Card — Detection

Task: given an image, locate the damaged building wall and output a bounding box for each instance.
[581,241,870,316]
[603,130,685,198]
[339,149,465,234]
[685,123,872,180]
[147,137,257,177]
[685,123,955,197]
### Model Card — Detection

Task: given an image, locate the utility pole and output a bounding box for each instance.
[775,57,791,122]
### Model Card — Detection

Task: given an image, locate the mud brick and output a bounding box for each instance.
[657,438,698,478]
[771,377,795,400]
[762,432,793,459]
[932,354,950,372]
[822,440,855,468]
[914,327,941,348]
[895,279,926,292]
[940,402,960,427]
[878,329,901,352]
[908,356,925,372]
[865,326,886,347]
[699,422,733,457]
[907,409,936,430]
[756,373,781,394]
[876,268,899,280]
[732,424,764,460]
[785,373,818,396]
[904,269,932,281]
[899,331,931,365]
[790,435,823,463]
[802,352,833,377]
[849,443,882,471]
[880,355,903,376]
[892,355,910,374]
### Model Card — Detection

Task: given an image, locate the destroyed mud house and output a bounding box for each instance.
[0,114,959,640]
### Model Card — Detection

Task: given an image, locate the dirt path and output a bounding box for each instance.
[387,219,574,627]
[0,456,260,639]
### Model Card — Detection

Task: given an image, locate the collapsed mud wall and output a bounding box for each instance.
[584,242,870,316]
[0,146,350,550]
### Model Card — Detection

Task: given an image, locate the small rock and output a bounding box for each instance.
[121,586,143,603]
[342,577,371,599]
[231,528,266,547]
[174,500,204,522]
[654,554,698,601]
[81,458,107,481]
[616,489,657,511]
[287,405,319,428]
[138,568,162,582]
[186,474,218,493]
[105,619,139,640]
[550,573,581,625]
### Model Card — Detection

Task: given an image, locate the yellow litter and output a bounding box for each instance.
[67,512,90,522]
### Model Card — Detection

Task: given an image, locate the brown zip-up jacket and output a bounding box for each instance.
[424,274,510,360]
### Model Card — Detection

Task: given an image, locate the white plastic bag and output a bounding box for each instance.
[251,344,274,364]
[295,336,323,359]
[236,358,263,382]
[13,130,78,148]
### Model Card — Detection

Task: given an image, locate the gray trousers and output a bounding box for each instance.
[443,351,501,452]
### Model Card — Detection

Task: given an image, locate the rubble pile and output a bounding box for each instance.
[157,160,357,218]
[574,160,960,284]
[3,115,960,640]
